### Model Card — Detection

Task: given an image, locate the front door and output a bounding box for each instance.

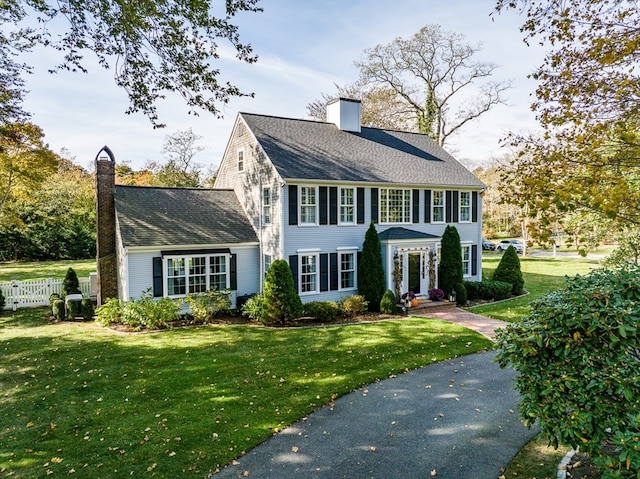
[408,252,422,294]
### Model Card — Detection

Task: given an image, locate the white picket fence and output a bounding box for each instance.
[1,277,94,311]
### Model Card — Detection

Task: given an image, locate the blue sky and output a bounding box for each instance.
[20,0,545,172]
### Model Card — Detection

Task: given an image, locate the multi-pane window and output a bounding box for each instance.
[165,254,228,297]
[189,256,207,293]
[300,254,318,293]
[340,252,356,290]
[462,245,471,276]
[167,258,186,295]
[263,187,272,225]
[300,187,317,225]
[340,187,355,224]
[238,150,244,172]
[432,190,445,223]
[263,254,272,277]
[380,188,411,223]
[460,191,471,222]
[209,256,227,291]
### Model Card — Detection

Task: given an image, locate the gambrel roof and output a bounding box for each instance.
[114,186,258,248]
[240,113,485,188]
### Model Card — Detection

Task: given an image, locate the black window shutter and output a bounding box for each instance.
[412,189,420,223]
[424,189,431,223]
[152,257,163,297]
[288,255,299,292]
[452,191,459,223]
[319,186,328,225]
[330,253,338,291]
[472,191,478,222]
[230,254,237,290]
[445,190,452,223]
[288,185,298,225]
[357,188,365,224]
[371,188,379,224]
[471,245,478,276]
[320,253,329,292]
[329,187,338,225]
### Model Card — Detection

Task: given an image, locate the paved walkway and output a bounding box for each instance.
[212,310,535,479]
[419,307,508,341]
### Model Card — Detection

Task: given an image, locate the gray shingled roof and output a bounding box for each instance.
[241,113,485,188]
[114,186,258,248]
[378,227,441,241]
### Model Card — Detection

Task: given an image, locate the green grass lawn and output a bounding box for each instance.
[467,254,601,321]
[0,308,492,478]
[0,259,96,282]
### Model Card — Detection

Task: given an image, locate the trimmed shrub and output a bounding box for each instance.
[62,267,81,297]
[81,298,94,321]
[380,289,396,314]
[66,299,82,320]
[493,245,524,295]
[341,294,368,318]
[453,282,467,305]
[261,260,303,325]
[241,293,264,321]
[121,293,180,331]
[439,225,463,298]
[464,280,513,302]
[185,289,232,323]
[358,223,385,311]
[304,301,342,322]
[0,287,4,313]
[51,299,65,321]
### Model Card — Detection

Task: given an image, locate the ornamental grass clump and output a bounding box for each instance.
[496,266,640,479]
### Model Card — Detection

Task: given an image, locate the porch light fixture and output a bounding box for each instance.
[448,289,456,303]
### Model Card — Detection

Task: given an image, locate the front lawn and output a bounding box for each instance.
[0,259,96,282]
[468,255,600,321]
[0,308,492,478]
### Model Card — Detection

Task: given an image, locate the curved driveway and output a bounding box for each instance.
[213,312,536,479]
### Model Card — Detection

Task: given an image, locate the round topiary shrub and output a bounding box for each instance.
[51,299,65,321]
[493,245,524,296]
[379,289,396,314]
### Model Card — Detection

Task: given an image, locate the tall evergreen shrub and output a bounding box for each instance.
[438,225,466,303]
[261,259,303,325]
[358,222,385,312]
[62,267,81,297]
[493,245,524,295]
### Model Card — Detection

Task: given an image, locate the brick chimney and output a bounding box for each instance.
[95,146,118,305]
[326,98,361,133]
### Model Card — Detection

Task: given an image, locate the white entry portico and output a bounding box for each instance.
[379,227,441,300]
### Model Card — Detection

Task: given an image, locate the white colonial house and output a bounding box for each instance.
[95,99,485,307]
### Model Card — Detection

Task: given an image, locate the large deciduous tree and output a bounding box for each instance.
[495,1,640,235]
[309,24,510,146]
[1,0,261,127]
[0,122,58,216]
[146,128,206,187]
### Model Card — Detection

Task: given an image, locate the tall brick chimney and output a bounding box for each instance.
[95,146,118,305]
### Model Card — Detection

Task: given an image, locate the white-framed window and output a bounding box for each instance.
[237,149,244,172]
[432,190,445,223]
[189,256,207,294]
[460,191,471,222]
[339,250,357,290]
[339,187,355,224]
[165,253,229,297]
[263,254,272,277]
[462,244,471,277]
[380,188,411,224]
[167,257,186,296]
[300,186,317,225]
[300,253,318,294]
[263,187,272,225]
